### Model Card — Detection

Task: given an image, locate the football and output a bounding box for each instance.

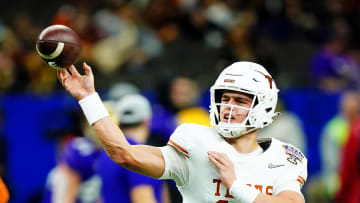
[36,24,81,69]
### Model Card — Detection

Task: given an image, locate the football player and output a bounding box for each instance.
[57,61,307,203]
[42,127,102,203]
[41,102,118,203]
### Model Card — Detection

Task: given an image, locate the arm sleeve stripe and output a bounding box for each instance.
[166,144,189,158]
[168,139,189,155]
[297,179,303,185]
[298,176,306,184]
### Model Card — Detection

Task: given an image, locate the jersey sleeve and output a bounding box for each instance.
[158,124,203,186]
[165,123,196,157]
[273,146,308,196]
[158,146,189,186]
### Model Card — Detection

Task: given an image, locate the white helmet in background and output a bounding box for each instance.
[210,61,279,138]
[114,94,152,125]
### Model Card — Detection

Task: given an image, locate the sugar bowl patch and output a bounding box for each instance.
[283,145,304,165]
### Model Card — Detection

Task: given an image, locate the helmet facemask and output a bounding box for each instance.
[211,89,261,138]
[209,61,279,138]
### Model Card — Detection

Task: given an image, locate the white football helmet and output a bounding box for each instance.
[210,61,279,138]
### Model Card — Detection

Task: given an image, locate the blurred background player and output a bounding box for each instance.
[150,76,210,146]
[41,82,161,203]
[41,109,105,203]
[41,95,125,203]
[335,105,360,203]
[319,91,359,201]
[96,94,169,203]
[303,90,360,202]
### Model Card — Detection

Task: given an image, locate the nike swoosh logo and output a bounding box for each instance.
[268,163,285,169]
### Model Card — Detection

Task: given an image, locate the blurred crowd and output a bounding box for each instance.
[1,0,360,202]
[0,0,359,93]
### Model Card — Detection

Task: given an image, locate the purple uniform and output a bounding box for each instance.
[42,137,101,203]
[62,137,101,180]
[96,137,163,203]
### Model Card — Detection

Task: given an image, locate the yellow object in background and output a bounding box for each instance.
[176,107,211,127]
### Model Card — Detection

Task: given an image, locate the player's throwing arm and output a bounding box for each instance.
[57,63,166,178]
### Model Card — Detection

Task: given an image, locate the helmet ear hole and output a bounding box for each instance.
[248,111,258,126]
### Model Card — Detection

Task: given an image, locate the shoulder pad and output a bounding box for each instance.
[167,123,211,157]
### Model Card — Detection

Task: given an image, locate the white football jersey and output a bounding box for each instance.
[159,123,307,203]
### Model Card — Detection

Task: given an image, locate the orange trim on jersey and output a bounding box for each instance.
[168,139,189,155]
[0,177,9,203]
[298,176,306,184]
[166,144,189,158]
[297,179,304,185]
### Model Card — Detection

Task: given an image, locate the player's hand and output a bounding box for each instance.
[57,62,95,101]
[208,151,236,189]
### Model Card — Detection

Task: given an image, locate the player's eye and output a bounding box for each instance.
[235,99,247,104]
[221,97,229,103]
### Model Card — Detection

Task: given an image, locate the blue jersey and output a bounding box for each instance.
[96,137,163,203]
[42,137,101,203]
[62,137,101,180]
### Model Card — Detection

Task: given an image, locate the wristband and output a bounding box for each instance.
[79,92,109,125]
[229,179,260,203]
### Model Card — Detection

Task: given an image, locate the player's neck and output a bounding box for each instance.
[225,131,259,154]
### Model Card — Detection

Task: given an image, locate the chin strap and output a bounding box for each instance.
[218,126,258,138]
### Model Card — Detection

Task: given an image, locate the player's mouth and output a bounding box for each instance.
[223,113,235,121]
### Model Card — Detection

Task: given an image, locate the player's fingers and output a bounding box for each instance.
[212,151,231,162]
[208,151,225,165]
[208,154,223,169]
[57,69,69,83]
[216,152,234,168]
[208,152,225,166]
[83,62,93,77]
[217,152,231,162]
[68,65,81,77]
